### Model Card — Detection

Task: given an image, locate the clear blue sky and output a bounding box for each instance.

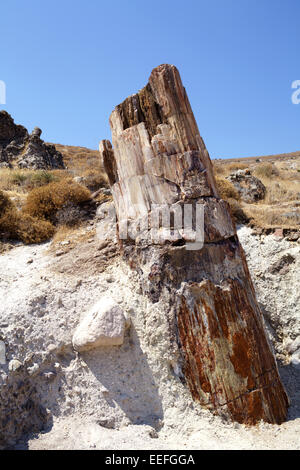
[1,0,300,158]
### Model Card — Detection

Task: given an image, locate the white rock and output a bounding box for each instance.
[8,359,22,371]
[27,363,39,376]
[0,341,6,365]
[72,297,126,352]
[290,350,300,367]
[286,336,300,354]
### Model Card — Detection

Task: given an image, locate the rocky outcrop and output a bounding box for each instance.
[99,64,289,424]
[0,111,64,169]
[226,169,266,203]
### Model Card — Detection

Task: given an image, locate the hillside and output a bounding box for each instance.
[213,152,300,232]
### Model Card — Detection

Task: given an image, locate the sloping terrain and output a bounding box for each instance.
[0,144,299,449]
[0,224,299,450]
[213,152,300,230]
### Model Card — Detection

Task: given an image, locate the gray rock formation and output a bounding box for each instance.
[0,111,64,169]
[226,169,266,203]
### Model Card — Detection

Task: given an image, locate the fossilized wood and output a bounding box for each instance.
[178,278,288,424]
[100,64,289,424]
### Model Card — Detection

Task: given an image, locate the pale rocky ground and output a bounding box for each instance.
[0,225,299,450]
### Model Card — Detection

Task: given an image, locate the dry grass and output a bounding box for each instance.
[53,144,107,177]
[0,143,108,196]
[213,152,300,229]
[215,177,240,200]
[253,162,279,179]
[49,224,96,253]
[213,162,248,176]
[215,177,248,223]
[1,139,299,246]
[242,203,300,229]
[0,168,68,193]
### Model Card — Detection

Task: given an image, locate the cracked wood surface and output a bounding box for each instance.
[100,64,289,424]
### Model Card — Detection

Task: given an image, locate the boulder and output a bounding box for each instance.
[72,297,126,352]
[226,169,266,203]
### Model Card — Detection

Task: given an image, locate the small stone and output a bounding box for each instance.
[60,241,70,246]
[27,259,33,264]
[9,359,22,372]
[55,250,64,257]
[37,310,46,318]
[47,344,57,354]
[27,363,39,375]
[273,228,284,239]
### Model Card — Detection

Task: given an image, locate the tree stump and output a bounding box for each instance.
[99,64,289,425]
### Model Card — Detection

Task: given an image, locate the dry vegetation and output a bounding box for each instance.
[0,144,108,245]
[52,143,108,191]
[213,152,300,229]
[0,190,55,244]
[0,142,299,246]
[24,179,91,221]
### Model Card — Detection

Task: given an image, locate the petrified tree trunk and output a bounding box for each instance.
[99,64,289,424]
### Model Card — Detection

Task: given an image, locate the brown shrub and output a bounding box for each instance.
[0,190,54,243]
[24,179,91,221]
[81,169,108,192]
[214,178,248,224]
[0,190,13,215]
[16,214,55,244]
[215,177,240,200]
